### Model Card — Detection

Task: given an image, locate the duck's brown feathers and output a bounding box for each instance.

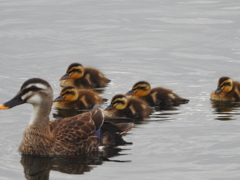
[19,108,104,156]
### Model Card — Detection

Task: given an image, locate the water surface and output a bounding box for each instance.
[1,0,240,179]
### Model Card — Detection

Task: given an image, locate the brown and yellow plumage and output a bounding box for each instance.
[54,86,104,110]
[60,63,110,89]
[105,94,152,120]
[126,81,189,106]
[210,76,240,101]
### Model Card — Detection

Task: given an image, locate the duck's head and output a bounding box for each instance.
[0,78,53,109]
[214,77,233,94]
[126,81,151,97]
[54,86,78,102]
[105,94,128,110]
[60,63,84,80]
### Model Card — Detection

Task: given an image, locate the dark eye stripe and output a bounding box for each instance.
[21,86,42,95]
[69,69,81,73]
[133,86,146,90]
[63,91,74,95]
[221,82,231,87]
[112,100,124,105]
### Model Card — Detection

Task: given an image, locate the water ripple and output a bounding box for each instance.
[147,18,233,24]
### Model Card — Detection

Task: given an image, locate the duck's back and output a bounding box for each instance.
[50,108,104,155]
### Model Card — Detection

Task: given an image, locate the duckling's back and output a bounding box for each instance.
[75,67,110,88]
[142,87,189,106]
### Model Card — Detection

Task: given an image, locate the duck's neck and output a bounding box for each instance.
[19,102,54,155]
[28,101,52,127]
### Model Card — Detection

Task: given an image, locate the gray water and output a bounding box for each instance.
[1,0,240,179]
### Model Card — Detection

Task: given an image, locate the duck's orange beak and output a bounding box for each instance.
[0,104,10,109]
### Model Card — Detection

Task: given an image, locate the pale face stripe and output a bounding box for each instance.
[21,83,48,101]
[25,83,48,90]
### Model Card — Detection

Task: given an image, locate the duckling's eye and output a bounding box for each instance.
[113,100,125,105]
[64,91,74,95]
[69,69,81,73]
[135,86,146,90]
[223,82,231,86]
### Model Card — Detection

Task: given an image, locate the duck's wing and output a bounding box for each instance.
[50,108,104,154]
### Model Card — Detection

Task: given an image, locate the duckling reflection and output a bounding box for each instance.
[21,148,130,179]
[211,100,240,121]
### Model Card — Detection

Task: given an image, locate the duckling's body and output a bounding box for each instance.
[210,76,240,101]
[101,121,133,146]
[105,94,152,120]
[60,63,110,89]
[54,86,103,110]
[126,81,189,106]
[0,78,105,156]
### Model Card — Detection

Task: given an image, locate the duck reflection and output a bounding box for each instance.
[211,100,240,120]
[21,147,130,180]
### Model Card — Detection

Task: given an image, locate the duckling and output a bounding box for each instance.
[54,86,104,110]
[126,81,189,106]
[105,94,152,120]
[101,121,133,146]
[0,78,105,156]
[60,63,111,89]
[210,76,240,101]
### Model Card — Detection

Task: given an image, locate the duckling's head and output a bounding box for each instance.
[60,63,84,80]
[0,78,53,109]
[215,77,233,94]
[126,81,151,97]
[105,94,128,110]
[54,86,78,102]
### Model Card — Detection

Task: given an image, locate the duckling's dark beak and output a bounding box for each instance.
[0,94,25,109]
[215,86,222,94]
[53,95,64,102]
[60,73,70,80]
[105,104,114,110]
[126,89,134,95]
